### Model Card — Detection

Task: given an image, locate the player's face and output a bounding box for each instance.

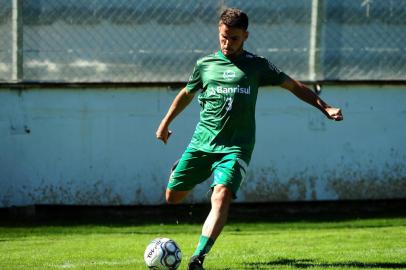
[218,23,248,58]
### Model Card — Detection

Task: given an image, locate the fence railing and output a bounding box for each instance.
[0,0,405,83]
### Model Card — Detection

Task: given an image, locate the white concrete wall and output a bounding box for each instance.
[0,85,405,207]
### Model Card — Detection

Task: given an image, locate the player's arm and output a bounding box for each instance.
[156,87,195,144]
[280,75,343,121]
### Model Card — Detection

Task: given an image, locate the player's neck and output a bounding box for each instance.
[220,49,245,60]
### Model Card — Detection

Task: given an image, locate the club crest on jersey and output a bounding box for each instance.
[223,70,236,81]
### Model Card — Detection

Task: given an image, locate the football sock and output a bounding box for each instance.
[192,235,215,258]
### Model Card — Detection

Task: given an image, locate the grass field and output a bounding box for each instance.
[0,215,405,270]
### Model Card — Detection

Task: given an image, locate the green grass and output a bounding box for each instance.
[0,217,405,270]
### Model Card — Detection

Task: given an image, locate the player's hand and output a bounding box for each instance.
[325,107,343,121]
[156,125,172,144]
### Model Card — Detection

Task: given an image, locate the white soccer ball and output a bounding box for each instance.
[144,238,182,270]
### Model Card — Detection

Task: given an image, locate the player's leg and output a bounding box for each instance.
[205,153,249,240]
[202,184,232,239]
[188,153,250,270]
[165,189,189,204]
[187,184,232,270]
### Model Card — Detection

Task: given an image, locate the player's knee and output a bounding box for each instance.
[211,185,232,207]
[166,195,180,204]
[165,191,179,204]
[165,189,188,204]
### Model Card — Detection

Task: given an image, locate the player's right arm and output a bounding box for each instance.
[156,87,195,144]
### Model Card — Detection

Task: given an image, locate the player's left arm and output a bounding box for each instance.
[280,75,343,121]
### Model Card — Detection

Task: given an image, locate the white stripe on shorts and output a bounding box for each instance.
[237,158,249,186]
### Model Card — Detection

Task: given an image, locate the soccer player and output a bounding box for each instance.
[156,8,343,270]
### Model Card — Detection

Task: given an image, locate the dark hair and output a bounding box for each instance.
[219,8,249,30]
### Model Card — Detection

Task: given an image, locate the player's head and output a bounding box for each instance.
[218,8,249,58]
[219,8,249,31]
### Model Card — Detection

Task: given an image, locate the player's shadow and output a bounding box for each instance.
[242,258,406,269]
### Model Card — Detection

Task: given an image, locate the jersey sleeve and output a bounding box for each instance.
[259,58,288,86]
[185,62,203,94]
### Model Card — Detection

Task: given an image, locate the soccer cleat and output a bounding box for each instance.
[187,255,205,270]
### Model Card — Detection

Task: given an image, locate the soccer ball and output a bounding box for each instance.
[144,238,182,270]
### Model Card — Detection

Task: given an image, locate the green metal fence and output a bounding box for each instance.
[0,0,405,83]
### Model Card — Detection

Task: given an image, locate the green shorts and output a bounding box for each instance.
[167,148,251,198]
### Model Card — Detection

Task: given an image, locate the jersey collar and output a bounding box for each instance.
[217,50,246,62]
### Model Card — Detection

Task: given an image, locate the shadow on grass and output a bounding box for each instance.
[243,258,406,269]
[1,200,405,227]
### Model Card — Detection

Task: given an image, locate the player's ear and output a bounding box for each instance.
[244,31,249,41]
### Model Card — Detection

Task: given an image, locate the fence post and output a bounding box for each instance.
[12,0,23,82]
[308,0,320,82]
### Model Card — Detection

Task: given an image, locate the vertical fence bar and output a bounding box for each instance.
[12,0,23,82]
[308,0,319,82]
[220,0,227,12]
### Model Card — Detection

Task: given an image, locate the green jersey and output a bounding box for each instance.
[186,50,287,156]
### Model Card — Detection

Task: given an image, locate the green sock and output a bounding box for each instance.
[192,235,215,258]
